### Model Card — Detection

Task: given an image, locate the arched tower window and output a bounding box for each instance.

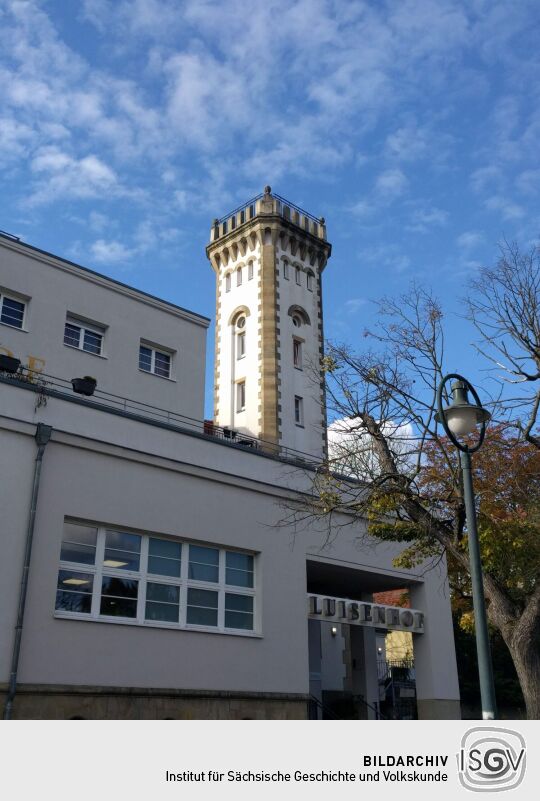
[306,270,314,291]
[287,305,311,326]
[295,266,301,285]
[248,260,254,280]
[283,260,289,280]
[225,273,231,292]
[236,266,243,286]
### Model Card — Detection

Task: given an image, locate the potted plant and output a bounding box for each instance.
[0,355,21,374]
[71,376,97,396]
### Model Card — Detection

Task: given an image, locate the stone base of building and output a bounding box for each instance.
[416,698,461,720]
[0,685,309,720]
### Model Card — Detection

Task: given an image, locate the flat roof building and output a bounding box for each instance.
[0,189,461,720]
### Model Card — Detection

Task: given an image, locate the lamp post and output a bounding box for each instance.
[435,374,497,720]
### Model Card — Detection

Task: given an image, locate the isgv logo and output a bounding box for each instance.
[457,727,526,792]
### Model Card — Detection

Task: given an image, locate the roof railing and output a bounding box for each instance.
[0,365,325,468]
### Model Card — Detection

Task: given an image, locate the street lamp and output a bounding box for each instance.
[435,374,497,720]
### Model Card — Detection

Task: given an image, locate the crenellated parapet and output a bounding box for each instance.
[206,186,331,272]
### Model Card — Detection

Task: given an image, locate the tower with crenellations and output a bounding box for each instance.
[206,186,332,460]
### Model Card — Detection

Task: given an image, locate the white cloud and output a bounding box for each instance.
[515,169,540,195]
[345,298,368,314]
[486,195,525,220]
[374,168,408,199]
[406,206,449,232]
[457,231,483,249]
[28,147,119,205]
[90,238,135,264]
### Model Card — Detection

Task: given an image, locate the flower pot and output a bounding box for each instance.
[0,355,21,374]
[71,376,97,396]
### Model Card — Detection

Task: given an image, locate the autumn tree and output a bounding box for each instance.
[296,281,540,718]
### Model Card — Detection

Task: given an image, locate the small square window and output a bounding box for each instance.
[295,396,304,426]
[226,551,254,588]
[187,588,218,626]
[0,294,26,329]
[139,344,172,379]
[64,317,104,356]
[237,380,246,412]
[225,593,254,630]
[189,544,219,582]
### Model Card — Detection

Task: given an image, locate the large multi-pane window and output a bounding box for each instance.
[64,317,104,356]
[139,343,172,379]
[0,292,26,329]
[55,522,256,634]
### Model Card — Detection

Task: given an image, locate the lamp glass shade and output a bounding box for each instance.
[445,405,479,436]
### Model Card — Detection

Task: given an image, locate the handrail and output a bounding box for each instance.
[216,192,322,226]
[0,366,325,467]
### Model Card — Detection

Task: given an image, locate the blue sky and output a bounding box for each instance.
[1,0,539,417]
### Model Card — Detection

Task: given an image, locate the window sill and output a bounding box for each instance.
[138,368,176,383]
[0,320,27,333]
[54,611,262,638]
[64,343,107,359]
[294,366,303,371]
[295,423,305,428]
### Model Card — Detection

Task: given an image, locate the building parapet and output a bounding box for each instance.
[209,186,328,244]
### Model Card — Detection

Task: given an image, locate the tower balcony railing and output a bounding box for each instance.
[210,189,327,243]
[0,365,325,470]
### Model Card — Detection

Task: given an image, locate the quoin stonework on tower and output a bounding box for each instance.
[206,186,332,460]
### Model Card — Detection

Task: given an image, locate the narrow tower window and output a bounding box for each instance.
[293,339,302,369]
[295,267,301,285]
[225,273,231,292]
[283,261,289,280]
[236,267,243,286]
[294,396,304,426]
[307,271,314,291]
[237,332,245,359]
[237,381,246,412]
[248,260,254,280]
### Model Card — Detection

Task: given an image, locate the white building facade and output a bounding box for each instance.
[0,192,461,720]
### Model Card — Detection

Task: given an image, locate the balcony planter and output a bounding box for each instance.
[71,376,97,396]
[0,355,21,374]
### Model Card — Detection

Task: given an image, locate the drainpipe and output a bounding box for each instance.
[3,423,52,720]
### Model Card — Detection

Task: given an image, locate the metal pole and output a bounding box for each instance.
[460,450,498,720]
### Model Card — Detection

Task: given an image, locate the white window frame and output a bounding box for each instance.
[293,338,303,370]
[237,380,246,412]
[237,331,246,359]
[64,316,105,357]
[0,290,27,331]
[295,395,304,426]
[139,342,173,379]
[55,523,258,637]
